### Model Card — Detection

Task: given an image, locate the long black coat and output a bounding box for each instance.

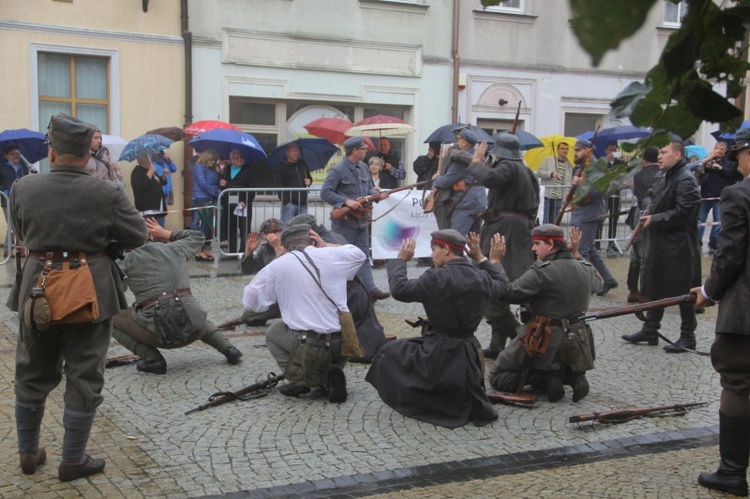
[704,177,750,334]
[366,258,509,428]
[641,159,701,299]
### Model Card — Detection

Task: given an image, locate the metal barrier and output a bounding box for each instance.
[0,191,12,265]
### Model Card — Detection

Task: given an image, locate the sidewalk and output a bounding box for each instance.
[0,253,729,498]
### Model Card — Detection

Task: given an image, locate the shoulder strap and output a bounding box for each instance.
[290,250,339,311]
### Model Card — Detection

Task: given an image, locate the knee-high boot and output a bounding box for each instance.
[698,412,750,496]
[16,401,46,474]
[58,406,105,482]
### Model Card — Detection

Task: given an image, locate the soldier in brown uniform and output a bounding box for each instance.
[9,114,147,481]
[488,224,602,402]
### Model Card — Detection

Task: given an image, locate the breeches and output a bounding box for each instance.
[15,319,113,411]
[711,333,750,419]
[265,320,345,371]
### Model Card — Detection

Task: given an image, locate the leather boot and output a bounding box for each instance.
[621,329,658,345]
[698,413,749,496]
[564,368,590,402]
[547,371,565,402]
[136,355,167,374]
[223,346,243,365]
[58,454,106,482]
[663,336,697,353]
[19,448,46,475]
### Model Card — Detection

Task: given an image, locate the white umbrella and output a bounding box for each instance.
[101,134,128,163]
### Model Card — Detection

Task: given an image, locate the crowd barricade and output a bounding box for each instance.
[1,191,12,265]
[214,187,333,259]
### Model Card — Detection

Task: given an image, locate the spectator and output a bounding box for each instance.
[537,142,572,224]
[190,149,221,261]
[275,143,312,224]
[219,150,256,254]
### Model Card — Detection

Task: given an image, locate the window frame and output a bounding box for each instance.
[662,0,688,28]
[30,43,120,135]
[482,0,524,15]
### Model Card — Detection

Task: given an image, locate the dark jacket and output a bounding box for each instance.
[641,159,701,299]
[220,164,256,206]
[700,157,741,198]
[131,164,166,212]
[413,153,439,187]
[0,160,30,207]
[275,159,312,205]
[704,177,750,334]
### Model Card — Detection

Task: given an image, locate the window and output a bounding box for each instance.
[38,53,109,133]
[564,113,602,138]
[663,0,688,27]
[483,0,523,14]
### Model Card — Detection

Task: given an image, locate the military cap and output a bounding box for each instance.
[491,132,522,160]
[430,228,467,252]
[259,218,285,234]
[643,147,659,163]
[531,224,566,241]
[344,136,367,154]
[574,139,592,150]
[46,113,96,157]
[457,128,479,145]
[280,223,311,248]
[729,128,750,161]
[289,213,318,227]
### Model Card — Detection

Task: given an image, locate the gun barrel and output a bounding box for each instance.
[569,402,707,424]
[580,294,695,322]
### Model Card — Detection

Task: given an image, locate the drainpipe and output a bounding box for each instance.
[451,0,460,123]
[181,0,194,228]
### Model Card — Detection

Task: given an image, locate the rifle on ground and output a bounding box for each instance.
[569,402,707,424]
[185,372,284,415]
[623,203,652,251]
[217,316,245,331]
[579,293,696,323]
[331,180,431,221]
[105,353,140,368]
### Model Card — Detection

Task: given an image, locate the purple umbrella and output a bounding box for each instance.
[0,128,48,164]
[189,129,267,163]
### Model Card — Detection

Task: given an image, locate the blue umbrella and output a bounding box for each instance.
[712,120,750,140]
[119,134,173,162]
[0,128,48,164]
[685,144,708,161]
[188,129,267,163]
[267,138,340,172]
[496,130,544,150]
[590,126,651,158]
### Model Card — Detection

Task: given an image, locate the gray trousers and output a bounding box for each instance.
[577,219,615,283]
[266,320,346,372]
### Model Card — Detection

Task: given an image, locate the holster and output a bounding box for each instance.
[521,316,553,358]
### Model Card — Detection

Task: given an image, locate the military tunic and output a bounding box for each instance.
[366,257,509,428]
[489,250,602,391]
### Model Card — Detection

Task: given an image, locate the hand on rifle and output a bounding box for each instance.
[472,142,489,164]
[344,198,362,210]
[640,214,652,229]
[397,238,415,261]
[690,286,715,308]
[489,233,506,264]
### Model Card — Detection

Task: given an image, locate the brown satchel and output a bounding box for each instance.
[521,316,553,357]
[23,252,100,333]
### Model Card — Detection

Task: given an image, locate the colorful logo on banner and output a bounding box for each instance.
[380,219,419,249]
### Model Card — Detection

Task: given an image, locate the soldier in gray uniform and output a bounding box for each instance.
[488,224,602,402]
[111,218,242,374]
[10,114,147,481]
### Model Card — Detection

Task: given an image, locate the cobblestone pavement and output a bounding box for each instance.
[0,251,736,497]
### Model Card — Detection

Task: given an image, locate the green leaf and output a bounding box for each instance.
[610,82,650,119]
[570,0,658,66]
[659,105,703,138]
[630,94,664,128]
[682,79,742,122]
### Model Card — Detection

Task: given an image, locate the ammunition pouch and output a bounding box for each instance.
[558,321,595,373]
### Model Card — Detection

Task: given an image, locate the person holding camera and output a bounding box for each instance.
[696,140,741,253]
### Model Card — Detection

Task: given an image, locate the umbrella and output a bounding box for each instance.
[712,120,750,140]
[423,123,494,144]
[303,117,375,149]
[587,126,651,157]
[345,115,416,137]
[146,126,185,142]
[495,130,543,151]
[0,128,48,164]
[183,120,241,137]
[188,129,267,163]
[266,138,340,172]
[523,134,577,171]
[119,134,173,162]
[685,144,708,161]
[101,134,128,163]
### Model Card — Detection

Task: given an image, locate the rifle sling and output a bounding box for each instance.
[653,331,710,356]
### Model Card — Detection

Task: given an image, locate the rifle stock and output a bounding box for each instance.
[624,203,652,251]
[185,372,284,415]
[568,401,707,424]
[579,293,696,323]
[330,180,430,221]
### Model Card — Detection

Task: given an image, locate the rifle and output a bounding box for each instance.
[568,401,707,424]
[331,180,430,221]
[579,293,696,323]
[623,203,652,251]
[510,101,522,134]
[185,372,284,415]
[105,353,140,368]
[217,316,245,331]
[554,128,599,226]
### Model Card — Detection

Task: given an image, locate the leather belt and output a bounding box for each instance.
[549,318,582,327]
[138,288,192,310]
[301,330,342,341]
[28,251,107,261]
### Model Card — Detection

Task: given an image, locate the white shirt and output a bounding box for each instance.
[242,244,365,333]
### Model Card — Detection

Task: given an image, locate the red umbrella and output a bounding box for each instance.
[346,115,416,137]
[304,117,374,150]
[184,120,241,137]
[146,126,185,141]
